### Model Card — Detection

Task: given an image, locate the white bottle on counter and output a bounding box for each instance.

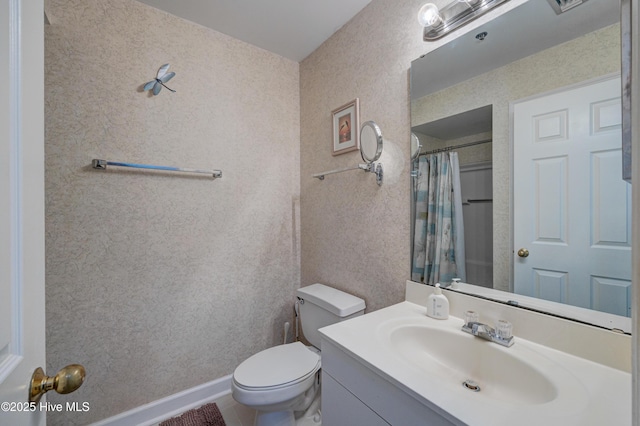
[427,283,449,320]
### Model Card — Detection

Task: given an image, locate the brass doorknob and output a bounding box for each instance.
[29,364,86,403]
[517,248,529,258]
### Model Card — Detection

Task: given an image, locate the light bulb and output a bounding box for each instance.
[418,3,441,27]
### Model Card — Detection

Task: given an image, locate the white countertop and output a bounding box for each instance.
[319,300,631,426]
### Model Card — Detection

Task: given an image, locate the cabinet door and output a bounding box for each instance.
[322,373,390,426]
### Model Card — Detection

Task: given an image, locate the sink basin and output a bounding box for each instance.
[385,323,557,405]
[319,300,629,426]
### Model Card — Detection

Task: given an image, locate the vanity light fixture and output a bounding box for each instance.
[418,3,442,28]
[546,0,586,14]
[420,0,510,41]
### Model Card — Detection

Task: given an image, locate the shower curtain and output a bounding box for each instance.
[412,152,466,285]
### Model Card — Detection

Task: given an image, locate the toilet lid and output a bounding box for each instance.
[234,342,320,389]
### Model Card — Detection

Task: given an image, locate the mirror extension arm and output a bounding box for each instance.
[313,120,384,186]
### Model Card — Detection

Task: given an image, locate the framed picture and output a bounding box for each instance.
[332,98,360,156]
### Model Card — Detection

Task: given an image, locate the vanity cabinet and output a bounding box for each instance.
[321,338,459,426]
[323,374,389,426]
[320,294,631,426]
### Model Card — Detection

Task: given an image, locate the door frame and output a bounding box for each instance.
[0,0,45,424]
[628,0,640,423]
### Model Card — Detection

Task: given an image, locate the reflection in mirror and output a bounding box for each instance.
[410,0,632,331]
[413,106,493,287]
[410,133,422,161]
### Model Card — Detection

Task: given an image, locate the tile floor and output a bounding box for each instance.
[215,393,256,426]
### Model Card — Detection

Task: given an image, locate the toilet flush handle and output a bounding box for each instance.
[294,299,301,341]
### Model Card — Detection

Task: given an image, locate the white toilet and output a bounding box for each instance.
[231,283,366,426]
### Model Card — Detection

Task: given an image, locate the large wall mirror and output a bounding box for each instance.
[410,0,632,332]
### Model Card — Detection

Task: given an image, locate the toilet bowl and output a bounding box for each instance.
[231,283,365,426]
[232,342,321,426]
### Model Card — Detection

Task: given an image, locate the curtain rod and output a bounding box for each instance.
[421,139,492,156]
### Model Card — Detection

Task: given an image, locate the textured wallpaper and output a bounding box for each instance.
[44,0,299,424]
[298,0,513,310]
[299,0,427,312]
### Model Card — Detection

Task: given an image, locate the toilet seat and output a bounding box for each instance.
[233,342,320,390]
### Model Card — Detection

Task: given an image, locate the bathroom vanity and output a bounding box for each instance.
[319,281,631,426]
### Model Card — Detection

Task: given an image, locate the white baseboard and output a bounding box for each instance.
[90,374,232,426]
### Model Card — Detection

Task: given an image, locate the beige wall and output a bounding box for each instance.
[298,0,510,309]
[45,0,299,423]
[297,0,544,311]
[299,0,428,311]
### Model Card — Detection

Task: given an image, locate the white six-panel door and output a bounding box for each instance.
[0,0,46,424]
[513,75,632,317]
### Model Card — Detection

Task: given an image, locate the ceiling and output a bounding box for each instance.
[135,0,373,62]
[413,105,492,140]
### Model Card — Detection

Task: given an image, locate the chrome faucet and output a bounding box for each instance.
[461,321,514,347]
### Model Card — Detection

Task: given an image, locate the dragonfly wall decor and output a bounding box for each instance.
[143,63,176,96]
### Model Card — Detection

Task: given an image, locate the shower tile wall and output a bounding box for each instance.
[44,0,299,424]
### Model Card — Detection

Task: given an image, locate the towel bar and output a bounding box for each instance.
[92,159,222,178]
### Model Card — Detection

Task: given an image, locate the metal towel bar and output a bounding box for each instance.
[92,159,222,178]
[462,198,493,205]
[312,162,384,186]
[312,164,366,180]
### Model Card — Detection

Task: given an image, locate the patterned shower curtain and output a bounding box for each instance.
[412,152,466,285]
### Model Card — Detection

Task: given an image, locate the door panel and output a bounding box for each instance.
[592,149,632,246]
[534,156,568,243]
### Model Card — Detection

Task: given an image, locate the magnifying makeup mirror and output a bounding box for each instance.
[359,120,384,185]
[360,121,383,163]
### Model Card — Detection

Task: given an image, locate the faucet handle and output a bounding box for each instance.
[496,319,513,340]
[463,310,479,326]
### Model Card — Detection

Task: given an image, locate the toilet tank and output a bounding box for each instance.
[296,283,365,349]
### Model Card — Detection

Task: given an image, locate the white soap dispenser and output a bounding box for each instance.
[427,283,449,320]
